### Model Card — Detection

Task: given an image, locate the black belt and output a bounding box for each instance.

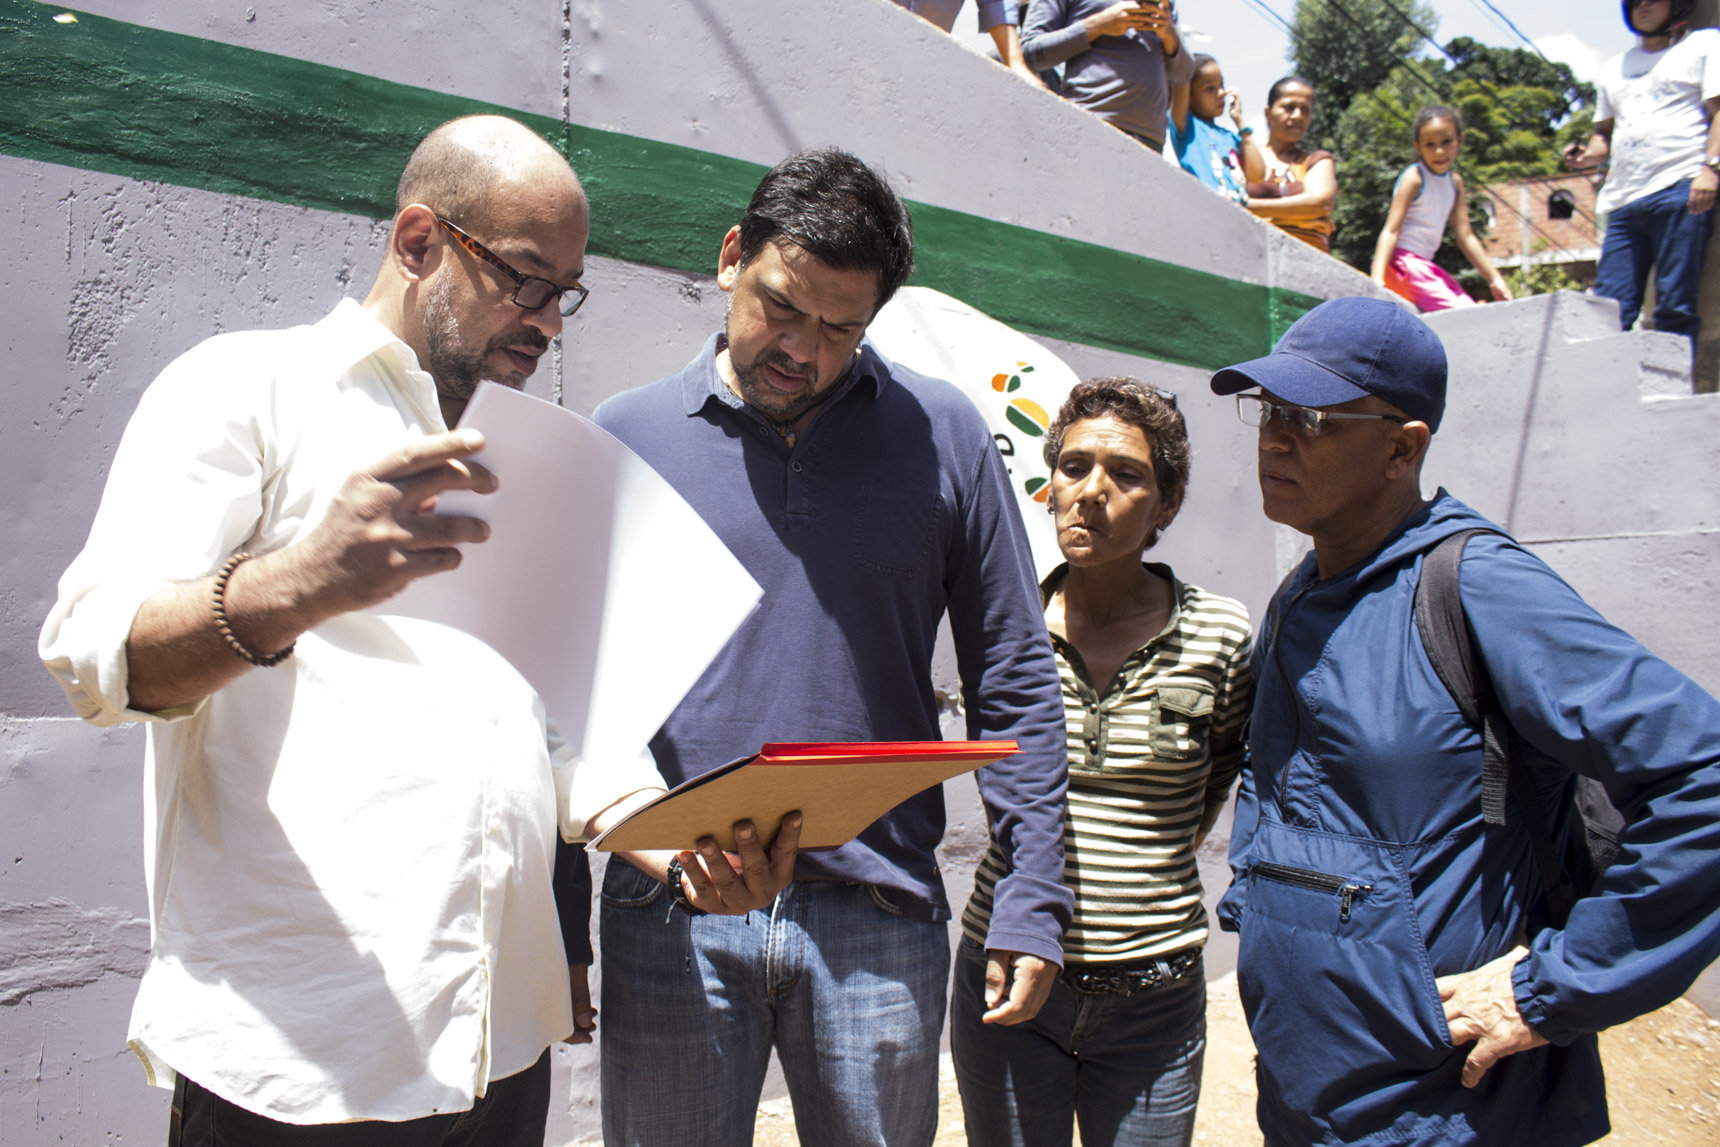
[1060,947,1203,995]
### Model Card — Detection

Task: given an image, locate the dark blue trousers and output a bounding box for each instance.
[1593,177,1715,339]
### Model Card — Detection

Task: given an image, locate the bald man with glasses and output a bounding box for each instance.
[39,115,636,1146]
[1207,296,1720,1146]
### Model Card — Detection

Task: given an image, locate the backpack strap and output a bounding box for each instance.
[1414,529,1579,927]
[1414,530,1510,826]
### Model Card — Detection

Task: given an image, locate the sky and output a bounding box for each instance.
[957,0,1636,131]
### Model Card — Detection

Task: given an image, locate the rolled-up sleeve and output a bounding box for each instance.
[39,340,274,726]
[551,725,669,842]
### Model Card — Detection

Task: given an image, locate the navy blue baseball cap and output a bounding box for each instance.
[1210,296,1448,432]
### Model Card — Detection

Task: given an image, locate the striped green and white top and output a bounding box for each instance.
[962,564,1253,963]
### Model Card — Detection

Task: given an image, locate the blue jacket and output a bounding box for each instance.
[1220,492,1720,1146]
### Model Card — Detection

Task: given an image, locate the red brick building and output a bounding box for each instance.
[1477,171,1604,285]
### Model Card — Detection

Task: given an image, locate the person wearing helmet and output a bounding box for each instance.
[1566,0,1720,345]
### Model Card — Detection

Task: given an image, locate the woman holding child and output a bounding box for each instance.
[951,379,1254,1147]
[1247,76,1338,251]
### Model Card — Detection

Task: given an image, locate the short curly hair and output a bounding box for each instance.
[1043,377,1191,549]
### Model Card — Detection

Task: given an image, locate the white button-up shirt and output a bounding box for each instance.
[39,300,651,1124]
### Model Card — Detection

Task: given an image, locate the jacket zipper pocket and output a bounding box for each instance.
[1252,861,1374,923]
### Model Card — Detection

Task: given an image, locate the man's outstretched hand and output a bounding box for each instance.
[284,428,498,620]
[124,429,498,713]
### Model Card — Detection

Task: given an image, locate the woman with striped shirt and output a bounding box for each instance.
[952,377,1253,1147]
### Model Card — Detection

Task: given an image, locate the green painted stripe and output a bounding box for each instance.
[0,0,1319,367]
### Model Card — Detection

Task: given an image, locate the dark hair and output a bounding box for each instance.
[1412,104,1463,141]
[1192,53,1219,75]
[737,148,915,313]
[1043,377,1191,549]
[1267,76,1315,107]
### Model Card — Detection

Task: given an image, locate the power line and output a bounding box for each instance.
[1460,0,1530,53]
[1372,0,1458,67]
[1469,0,1552,61]
[1237,0,1294,35]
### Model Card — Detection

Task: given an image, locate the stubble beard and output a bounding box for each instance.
[724,307,846,422]
[422,274,550,403]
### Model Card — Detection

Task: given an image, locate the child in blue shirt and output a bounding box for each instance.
[1169,54,1263,204]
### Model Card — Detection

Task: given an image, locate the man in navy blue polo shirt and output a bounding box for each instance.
[589,148,1071,1147]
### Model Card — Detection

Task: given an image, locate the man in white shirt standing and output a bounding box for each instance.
[1567,0,1720,342]
[38,114,783,1146]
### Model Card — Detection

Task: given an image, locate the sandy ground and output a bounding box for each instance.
[751,973,1720,1146]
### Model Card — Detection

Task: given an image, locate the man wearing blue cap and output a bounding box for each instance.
[1209,296,1720,1146]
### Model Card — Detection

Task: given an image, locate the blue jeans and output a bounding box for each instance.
[599,865,950,1147]
[950,936,1205,1147]
[1593,178,1714,339]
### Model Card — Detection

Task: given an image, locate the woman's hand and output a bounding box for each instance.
[1085,1,1157,40]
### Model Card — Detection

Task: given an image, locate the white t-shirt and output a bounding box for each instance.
[1595,28,1720,214]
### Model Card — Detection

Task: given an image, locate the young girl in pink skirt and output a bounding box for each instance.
[1370,106,1513,311]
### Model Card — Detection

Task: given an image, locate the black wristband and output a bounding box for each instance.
[663,857,707,919]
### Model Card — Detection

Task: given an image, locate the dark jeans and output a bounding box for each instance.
[169,1049,551,1147]
[951,936,1206,1147]
[1593,177,1715,339]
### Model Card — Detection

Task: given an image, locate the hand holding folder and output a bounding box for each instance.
[589,740,1018,853]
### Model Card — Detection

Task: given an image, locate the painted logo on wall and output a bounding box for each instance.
[868,288,1079,577]
[990,365,1055,502]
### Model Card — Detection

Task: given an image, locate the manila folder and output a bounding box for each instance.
[589,740,1017,853]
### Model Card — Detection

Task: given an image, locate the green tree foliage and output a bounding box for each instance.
[1441,37,1593,109]
[1288,0,1433,145]
[1288,0,1597,294]
[1442,36,1596,184]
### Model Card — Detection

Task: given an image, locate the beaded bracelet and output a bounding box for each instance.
[212,552,295,668]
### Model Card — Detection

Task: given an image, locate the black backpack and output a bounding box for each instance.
[1413,528,1625,928]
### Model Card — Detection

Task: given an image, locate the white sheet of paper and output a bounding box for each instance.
[867,286,1080,578]
[382,382,762,769]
